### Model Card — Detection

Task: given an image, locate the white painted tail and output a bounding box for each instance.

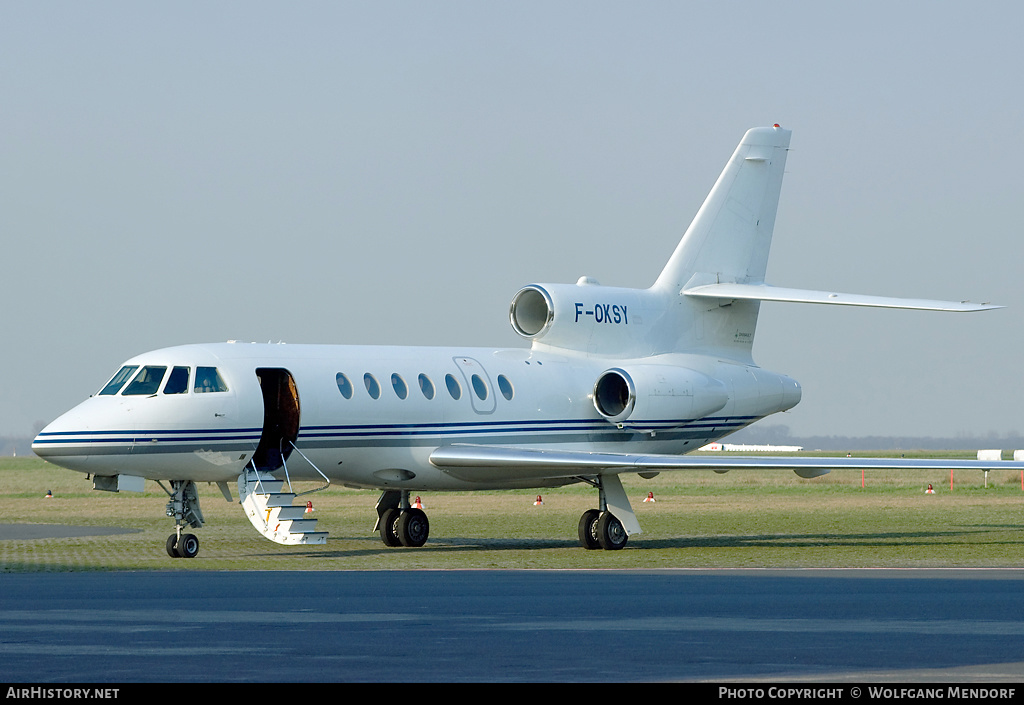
[653,125,791,360]
[654,125,792,294]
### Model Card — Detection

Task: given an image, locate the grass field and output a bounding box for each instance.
[2,453,1023,572]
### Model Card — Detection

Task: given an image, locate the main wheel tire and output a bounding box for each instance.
[379,508,403,547]
[397,508,429,547]
[596,512,628,550]
[166,534,180,558]
[578,509,602,549]
[176,533,200,558]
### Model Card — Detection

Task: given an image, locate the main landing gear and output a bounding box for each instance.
[374,477,638,551]
[161,480,204,558]
[376,490,430,547]
[575,474,638,550]
[577,508,628,550]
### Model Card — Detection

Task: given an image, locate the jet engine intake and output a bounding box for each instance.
[509,285,554,338]
[593,365,728,429]
[509,282,669,354]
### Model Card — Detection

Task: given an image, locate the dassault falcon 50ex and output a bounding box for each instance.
[33,125,1021,557]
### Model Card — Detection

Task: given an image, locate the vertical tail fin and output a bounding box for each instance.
[653,126,791,359]
[654,126,791,294]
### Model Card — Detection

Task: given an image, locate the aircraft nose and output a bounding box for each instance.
[30,405,105,472]
[32,417,80,461]
[32,418,61,458]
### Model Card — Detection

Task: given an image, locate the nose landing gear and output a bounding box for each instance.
[161,479,204,558]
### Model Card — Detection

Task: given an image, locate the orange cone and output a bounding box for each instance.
[412,496,424,509]
[534,495,544,505]
[643,492,655,502]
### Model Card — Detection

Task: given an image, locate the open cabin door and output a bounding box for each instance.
[252,368,300,474]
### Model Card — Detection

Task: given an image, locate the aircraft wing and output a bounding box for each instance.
[429,444,1024,483]
[681,283,1002,312]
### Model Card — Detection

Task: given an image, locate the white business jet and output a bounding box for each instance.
[33,125,1019,558]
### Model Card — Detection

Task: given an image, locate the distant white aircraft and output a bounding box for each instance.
[33,125,1021,557]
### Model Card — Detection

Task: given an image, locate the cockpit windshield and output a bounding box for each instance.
[163,366,190,394]
[98,366,139,395]
[122,366,167,395]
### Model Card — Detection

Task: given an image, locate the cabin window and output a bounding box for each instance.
[471,374,488,401]
[445,374,461,400]
[418,373,435,400]
[391,373,408,399]
[364,373,380,399]
[497,374,514,401]
[99,366,138,396]
[336,373,353,399]
[163,366,190,394]
[123,366,167,396]
[194,367,229,393]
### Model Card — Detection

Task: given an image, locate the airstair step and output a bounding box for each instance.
[262,492,298,507]
[244,474,285,494]
[275,531,328,545]
[273,518,319,532]
[253,481,286,494]
[274,506,311,521]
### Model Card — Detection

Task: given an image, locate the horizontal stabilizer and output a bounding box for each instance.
[430,444,1024,483]
[682,283,1001,312]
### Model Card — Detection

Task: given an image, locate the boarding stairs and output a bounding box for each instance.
[238,444,330,545]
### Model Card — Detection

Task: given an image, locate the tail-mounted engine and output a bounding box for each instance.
[592,365,729,429]
[509,282,669,355]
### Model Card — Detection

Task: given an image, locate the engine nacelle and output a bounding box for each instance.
[592,365,729,429]
[509,282,669,354]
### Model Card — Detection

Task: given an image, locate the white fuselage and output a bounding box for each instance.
[32,341,800,491]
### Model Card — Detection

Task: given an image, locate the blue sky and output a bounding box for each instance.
[2,1,1021,439]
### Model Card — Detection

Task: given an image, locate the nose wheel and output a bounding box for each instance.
[166,532,200,558]
[161,480,205,558]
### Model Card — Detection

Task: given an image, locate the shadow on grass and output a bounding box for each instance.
[0,523,142,540]
[273,535,583,559]
[637,527,1024,550]
[277,525,1024,558]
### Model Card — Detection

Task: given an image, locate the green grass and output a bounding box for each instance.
[2,454,1023,571]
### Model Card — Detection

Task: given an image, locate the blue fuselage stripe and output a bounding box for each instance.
[32,416,757,447]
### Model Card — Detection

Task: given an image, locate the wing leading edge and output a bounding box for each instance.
[429,444,1024,483]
